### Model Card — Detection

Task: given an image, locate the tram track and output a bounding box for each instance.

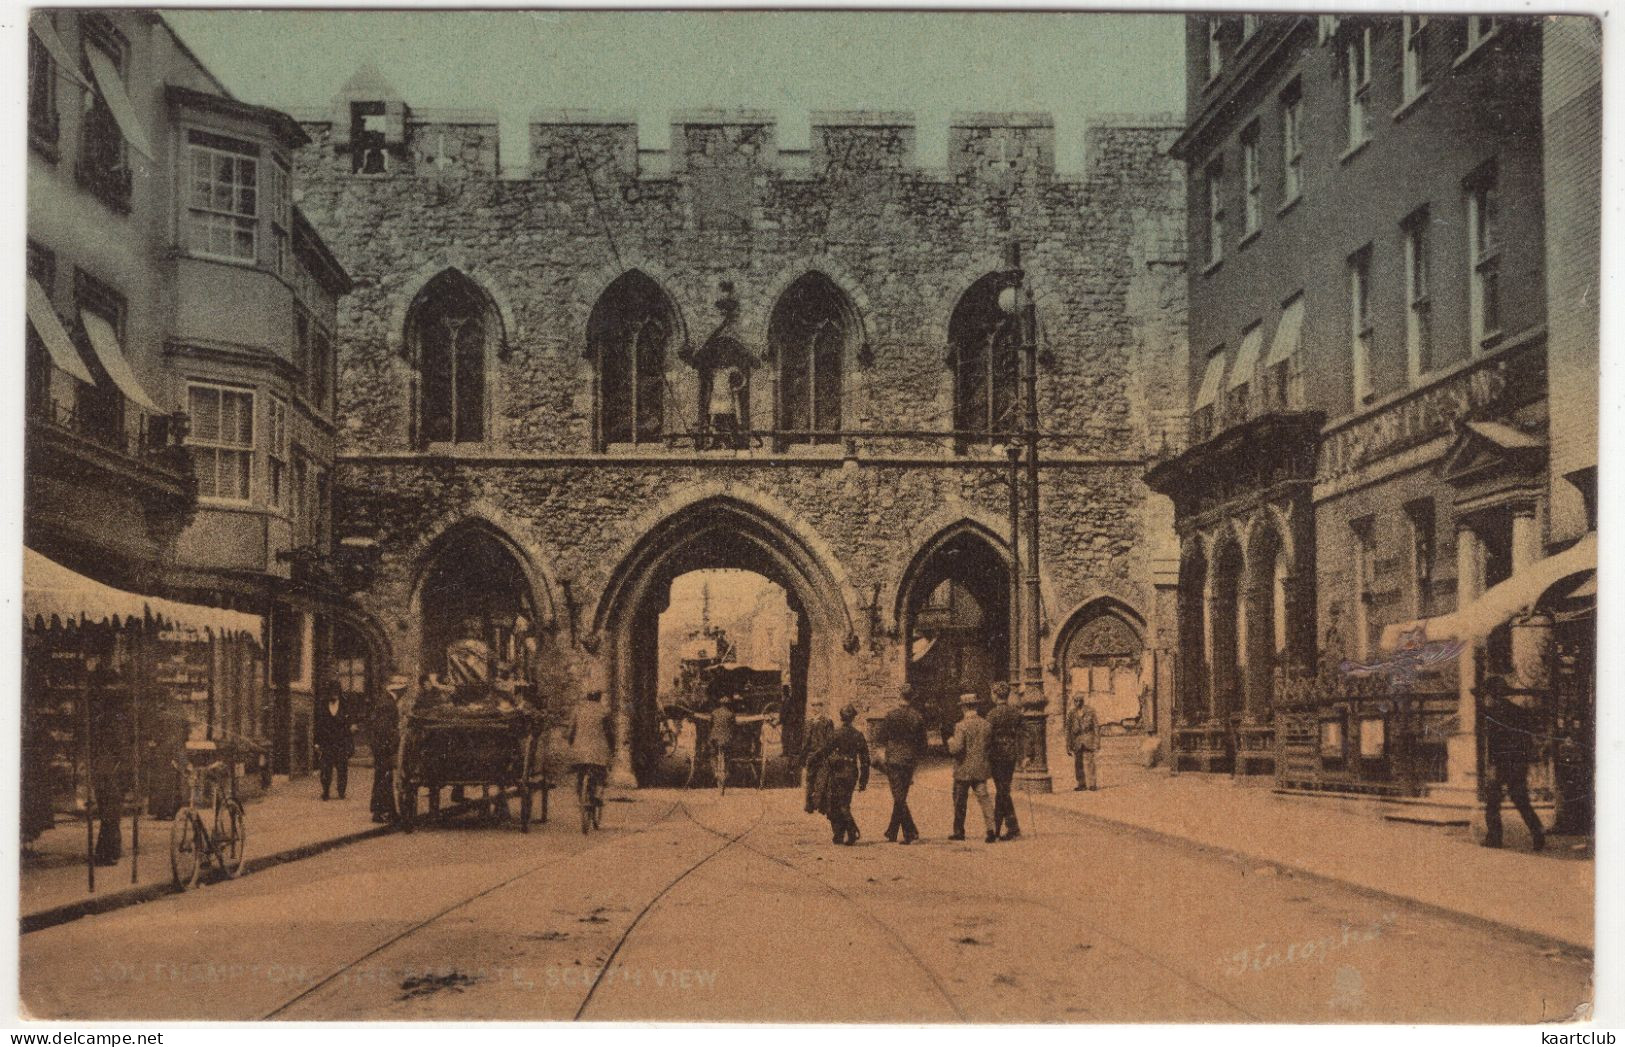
[674,799,1262,1022]
[571,795,772,1020]
[260,796,686,1020]
[664,800,969,1022]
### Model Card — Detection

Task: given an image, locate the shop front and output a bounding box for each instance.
[22,548,263,885]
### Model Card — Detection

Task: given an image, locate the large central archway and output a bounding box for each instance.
[593,496,853,786]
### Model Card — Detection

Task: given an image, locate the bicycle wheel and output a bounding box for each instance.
[220,799,249,878]
[169,810,203,889]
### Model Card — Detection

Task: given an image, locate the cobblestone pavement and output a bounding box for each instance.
[20,780,1590,1023]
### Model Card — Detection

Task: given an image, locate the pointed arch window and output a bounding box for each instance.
[949,273,1020,450]
[770,273,852,447]
[589,271,675,448]
[406,269,493,447]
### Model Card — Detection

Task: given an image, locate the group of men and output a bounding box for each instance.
[799,684,1102,847]
[312,666,408,824]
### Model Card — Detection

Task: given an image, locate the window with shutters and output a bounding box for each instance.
[1241,122,1262,238]
[267,395,288,510]
[77,16,130,210]
[1467,167,1502,350]
[186,130,259,263]
[1402,16,1430,102]
[1403,208,1433,381]
[267,155,291,275]
[1350,246,1375,407]
[188,383,255,504]
[73,270,126,447]
[1344,26,1372,153]
[1280,80,1303,205]
[1205,159,1225,268]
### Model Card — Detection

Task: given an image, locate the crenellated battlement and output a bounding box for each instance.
[295,86,1181,185]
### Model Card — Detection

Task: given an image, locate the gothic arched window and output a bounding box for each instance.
[589,271,674,447]
[769,273,852,446]
[948,273,1020,450]
[407,269,493,447]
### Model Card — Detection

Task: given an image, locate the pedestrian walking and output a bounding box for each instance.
[314,666,355,801]
[1065,695,1101,791]
[567,689,614,814]
[801,703,836,815]
[1478,675,1546,851]
[710,694,738,795]
[812,704,869,845]
[879,685,928,844]
[986,682,1024,840]
[368,675,406,823]
[947,693,997,843]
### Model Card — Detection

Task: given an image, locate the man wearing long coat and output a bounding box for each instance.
[800,703,837,815]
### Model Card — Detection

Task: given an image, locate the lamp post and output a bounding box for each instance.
[1000,240,1053,792]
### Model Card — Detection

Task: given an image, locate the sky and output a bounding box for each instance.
[159,10,1186,173]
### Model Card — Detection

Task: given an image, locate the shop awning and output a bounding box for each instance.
[24,548,262,640]
[1193,350,1227,411]
[80,311,163,413]
[29,13,91,91]
[1381,532,1597,651]
[85,46,154,161]
[1263,295,1305,368]
[26,278,95,384]
[1228,324,1264,390]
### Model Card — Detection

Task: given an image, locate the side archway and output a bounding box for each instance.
[893,519,1013,742]
[1054,598,1148,732]
[408,519,555,696]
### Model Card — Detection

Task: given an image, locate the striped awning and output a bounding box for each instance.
[25,548,262,641]
[1381,532,1597,651]
[80,311,162,412]
[26,278,95,384]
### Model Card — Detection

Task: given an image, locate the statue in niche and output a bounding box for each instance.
[682,280,757,449]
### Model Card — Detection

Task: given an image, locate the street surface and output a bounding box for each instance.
[20,777,1591,1023]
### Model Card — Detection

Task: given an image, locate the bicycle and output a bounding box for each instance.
[169,759,248,888]
[575,765,605,834]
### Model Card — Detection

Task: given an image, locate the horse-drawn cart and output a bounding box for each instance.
[396,702,550,832]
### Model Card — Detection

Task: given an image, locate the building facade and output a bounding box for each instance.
[25,10,350,842]
[290,69,1189,785]
[1151,15,1597,826]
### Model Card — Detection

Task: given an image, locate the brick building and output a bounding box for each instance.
[1150,16,1597,827]
[25,9,350,843]
[290,68,1188,785]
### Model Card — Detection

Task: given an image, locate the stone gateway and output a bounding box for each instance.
[292,69,1189,784]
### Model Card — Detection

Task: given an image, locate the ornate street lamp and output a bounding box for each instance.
[1000,240,1053,792]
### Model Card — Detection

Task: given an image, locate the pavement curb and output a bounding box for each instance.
[19,821,396,936]
[1015,788,1593,957]
[18,789,524,936]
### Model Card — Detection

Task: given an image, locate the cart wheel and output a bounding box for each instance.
[221,799,249,878]
[398,781,417,833]
[169,809,203,889]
